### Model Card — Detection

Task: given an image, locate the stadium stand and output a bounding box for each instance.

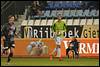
[73,19,80,25]
[63,10,70,18]
[67,19,73,25]
[40,19,47,26]
[1,1,99,38]
[46,19,54,25]
[86,19,93,25]
[80,19,87,25]
[21,20,28,26]
[93,19,99,25]
[41,10,50,18]
[28,20,34,26]
[34,19,41,26]
[50,10,57,18]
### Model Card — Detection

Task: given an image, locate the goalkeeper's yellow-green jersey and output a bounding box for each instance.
[51,20,67,38]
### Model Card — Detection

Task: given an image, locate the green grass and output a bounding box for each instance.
[1,57,99,66]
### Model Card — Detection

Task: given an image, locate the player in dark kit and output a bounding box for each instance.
[66,37,80,59]
[1,15,17,64]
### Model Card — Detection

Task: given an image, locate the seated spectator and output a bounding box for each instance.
[30,1,43,16]
[30,2,37,16]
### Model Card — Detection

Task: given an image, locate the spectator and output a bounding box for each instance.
[39,1,47,9]
[30,1,44,16]
[30,2,37,16]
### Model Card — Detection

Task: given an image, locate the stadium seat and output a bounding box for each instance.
[39,11,45,18]
[67,1,74,9]
[34,19,41,26]
[74,10,79,17]
[21,20,34,26]
[48,2,54,9]
[95,10,99,17]
[93,19,99,25]
[50,10,57,17]
[43,10,50,17]
[33,15,40,19]
[45,1,54,9]
[73,19,80,25]
[80,19,87,25]
[45,1,82,10]
[21,20,28,26]
[47,19,54,25]
[73,1,81,8]
[86,19,93,25]
[28,20,34,26]
[77,10,84,17]
[67,19,73,25]
[63,10,70,18]
[56,10,63,16]
[66,2,72,9]
[40,19,47,26]
[54,2,60,9]
[89,9,97,17]
[69,10,76,17]
[61,1,66,9]
[83,9,90,17]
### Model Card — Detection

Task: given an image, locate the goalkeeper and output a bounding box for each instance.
[50,14,67,61]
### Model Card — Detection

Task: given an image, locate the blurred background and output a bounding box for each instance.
[1,1,99,38]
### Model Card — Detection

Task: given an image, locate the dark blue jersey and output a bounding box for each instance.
[2,23,16,42]
[69,39,80,49]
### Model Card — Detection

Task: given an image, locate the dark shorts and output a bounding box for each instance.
[66,47,79,55]
[4,40,15,50]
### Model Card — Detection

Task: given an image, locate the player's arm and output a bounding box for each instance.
[68,41,73,48]
[51,22,56,38]
[77,41,80,49]
[63,22,67,32]
[14,27,20,38]
[51,22,56,33]
[1,24,6,39]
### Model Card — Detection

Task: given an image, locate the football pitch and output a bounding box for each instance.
[1,57,99,66]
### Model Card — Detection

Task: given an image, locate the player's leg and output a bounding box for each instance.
[10,41,15,58]
[66,48,70,58]
[76,47,79,58]
[73,48,79,59]
[49,48,57,61]
[7,48,12,64]
[56,37,63,61]
[68,49,75,59]
[1,44,3,55]
[49,37,58,60]
[7,41,15,64]
[3,41,9,55]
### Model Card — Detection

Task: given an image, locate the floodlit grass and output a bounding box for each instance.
[1,57,99,66]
